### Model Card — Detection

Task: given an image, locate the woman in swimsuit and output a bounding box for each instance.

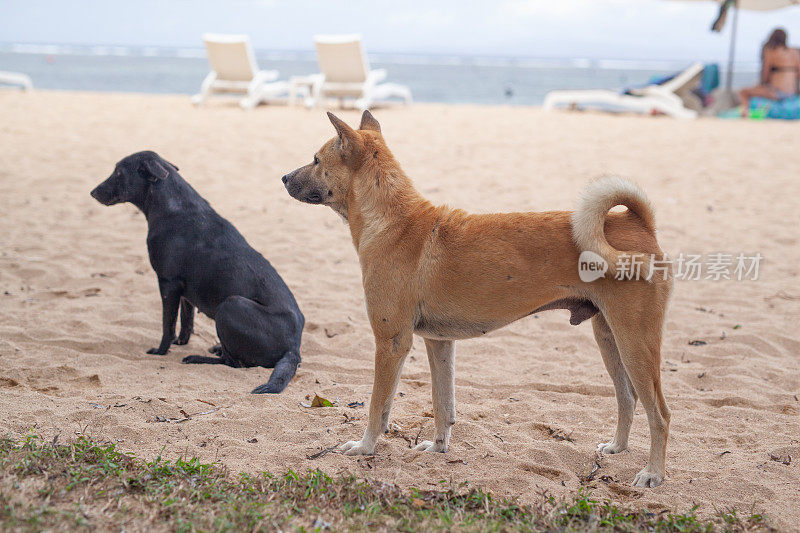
[738,28,800,117]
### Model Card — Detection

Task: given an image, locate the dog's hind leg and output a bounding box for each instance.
[592,313,637,455]
[341,330,413,455]
[181,355,227,364]
[603,292,671,488]
[211,296,304,392]
[182,350,240,366]
[251,351,301,394]
[415,338,455,453]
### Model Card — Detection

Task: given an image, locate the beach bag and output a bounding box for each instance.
[749,96,800,120]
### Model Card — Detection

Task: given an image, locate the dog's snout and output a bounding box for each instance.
[281,174,289,184]
[90,181,120,206]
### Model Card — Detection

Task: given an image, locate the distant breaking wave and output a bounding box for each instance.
[0,42,759,72]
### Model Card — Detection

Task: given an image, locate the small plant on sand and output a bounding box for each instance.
[0,434,773,532]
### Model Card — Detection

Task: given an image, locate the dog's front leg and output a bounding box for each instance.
[147,278,182,355]
[174,298,195,345]
[341,330,412,455]
[415,338,455,453]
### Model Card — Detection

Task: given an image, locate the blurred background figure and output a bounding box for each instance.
[738,28,799,116]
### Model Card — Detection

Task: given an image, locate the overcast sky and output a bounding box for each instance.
[2,0,799,63]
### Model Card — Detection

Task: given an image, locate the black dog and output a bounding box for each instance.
[91,151,304,394]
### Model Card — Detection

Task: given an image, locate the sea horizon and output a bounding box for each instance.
[1,41,760,106]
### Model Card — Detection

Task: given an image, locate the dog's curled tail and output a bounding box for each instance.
[571,176,656,278]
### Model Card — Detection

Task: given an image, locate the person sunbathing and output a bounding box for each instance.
[739,28,800,117]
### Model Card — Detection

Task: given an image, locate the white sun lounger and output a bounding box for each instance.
[191,33,291,109]
[0,71,33,91]
[543,62,705,119]
[311,34,412,111]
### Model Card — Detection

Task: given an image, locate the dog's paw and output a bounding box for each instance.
[597,441,627,454]
[251,383,280,394]
[413,440,447,453]
[208,343,223,354]
[631,468,664,488]
[146,347,169,355]
[340,440,375,456]
[181,355,204,364]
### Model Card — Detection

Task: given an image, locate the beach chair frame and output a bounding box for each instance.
[191,33,287,108]
[543,62,704,119]
[311,34,412,111]
[0,70,33,91]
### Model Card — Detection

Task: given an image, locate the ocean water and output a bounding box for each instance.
[0,44,759,106]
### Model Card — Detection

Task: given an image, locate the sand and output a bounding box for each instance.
[1,91,798,528]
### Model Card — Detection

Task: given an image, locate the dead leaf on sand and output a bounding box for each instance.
[301,394,334,408]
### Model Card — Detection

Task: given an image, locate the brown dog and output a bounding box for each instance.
[282,111,673,488]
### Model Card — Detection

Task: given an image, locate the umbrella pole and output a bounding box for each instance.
[725,2,739,92]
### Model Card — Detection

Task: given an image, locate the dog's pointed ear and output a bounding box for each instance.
[359,110,381,133]
[142,158,171,182]
[327,112,362,156]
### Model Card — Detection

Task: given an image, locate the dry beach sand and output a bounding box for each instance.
[1,91,798,527]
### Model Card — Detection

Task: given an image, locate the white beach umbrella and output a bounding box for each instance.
[671,0,800,90]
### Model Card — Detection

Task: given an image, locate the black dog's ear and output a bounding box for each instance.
[165,160,179,172]
[142,159,171,182]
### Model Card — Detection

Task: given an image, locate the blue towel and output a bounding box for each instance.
[750,95,800,120]
[701,64,720,94]
[637,63,718,104]
[643,64,718,91]
[645,72,677,87]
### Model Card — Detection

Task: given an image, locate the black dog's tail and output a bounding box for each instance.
[251,351,301,394]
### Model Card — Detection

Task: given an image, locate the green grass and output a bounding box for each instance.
[0,434,773,532]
